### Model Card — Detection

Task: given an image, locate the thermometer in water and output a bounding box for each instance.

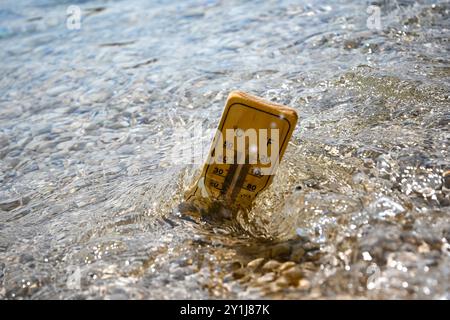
[185,91,298,212]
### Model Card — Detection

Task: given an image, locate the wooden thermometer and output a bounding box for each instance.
[185,91,298,211]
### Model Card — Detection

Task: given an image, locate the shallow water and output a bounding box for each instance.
[0,0,449,299]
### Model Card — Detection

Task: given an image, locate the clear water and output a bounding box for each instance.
[0,0,449,299]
